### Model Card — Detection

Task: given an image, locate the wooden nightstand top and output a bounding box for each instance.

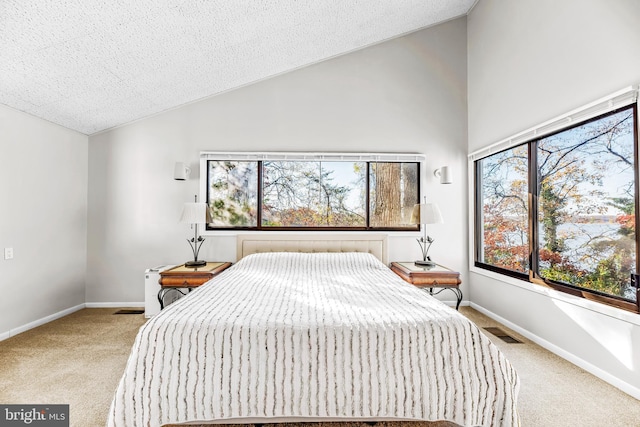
[159,262,232,288]
[390,262,461,287]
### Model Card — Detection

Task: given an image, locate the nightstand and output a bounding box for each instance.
[158,262,232,309]
[390,262,463,310]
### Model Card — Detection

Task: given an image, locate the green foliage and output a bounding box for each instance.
[541,250,628,297]
[609,197,635,215]
[208,161,257,226]
[539,180,566,255]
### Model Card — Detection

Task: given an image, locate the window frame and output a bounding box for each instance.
[473,143,531,282]
[200,152,424,232]
[473,103,640,314]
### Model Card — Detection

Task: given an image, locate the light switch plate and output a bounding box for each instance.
[4,248,14,260]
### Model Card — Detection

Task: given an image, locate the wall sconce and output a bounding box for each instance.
[434,166,452,184]
[174,162,190,180]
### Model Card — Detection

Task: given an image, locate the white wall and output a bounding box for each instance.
[87,18,469,304]
[0,105,88,338]
[468,0,640,397]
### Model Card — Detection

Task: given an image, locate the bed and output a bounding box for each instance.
[108,235,520,427]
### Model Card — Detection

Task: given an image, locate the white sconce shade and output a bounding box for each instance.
[434,166,452,184]
[174,162,190,180]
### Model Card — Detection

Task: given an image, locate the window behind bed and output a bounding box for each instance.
[201,152,423,231]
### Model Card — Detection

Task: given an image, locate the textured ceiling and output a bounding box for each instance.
[0,0,475,135]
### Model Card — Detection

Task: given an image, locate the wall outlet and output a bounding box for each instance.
[4,248,14,260]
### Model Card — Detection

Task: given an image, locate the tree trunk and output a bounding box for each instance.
[402,164,418,224]
[540,180,564,264]
[371,163,401,227]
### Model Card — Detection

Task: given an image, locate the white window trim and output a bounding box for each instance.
[468,85,638,162]
[200,151,426,162]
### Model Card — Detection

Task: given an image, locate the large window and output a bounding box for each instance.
[475,104,639,312]
[206,157,420,231]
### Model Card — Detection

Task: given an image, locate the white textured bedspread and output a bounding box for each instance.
[108,252,519,427]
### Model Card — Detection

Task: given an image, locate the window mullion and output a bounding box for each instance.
[257,161,263,230]
[633,104,640,313]
[474,160,483,263]
[528,141,542,283]
[365,162,371,228]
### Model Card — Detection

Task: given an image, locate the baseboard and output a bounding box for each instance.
[470,302,640,400]
[441,300,470,308]
[85,302,145,308]
[0,304,86,342]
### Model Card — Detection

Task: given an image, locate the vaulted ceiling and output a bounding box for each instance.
[1,1,475,135]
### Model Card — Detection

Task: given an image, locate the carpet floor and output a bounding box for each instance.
[0,307,638,426]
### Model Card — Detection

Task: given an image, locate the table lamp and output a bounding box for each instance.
[410,198,443,267]
[180,195,209,267]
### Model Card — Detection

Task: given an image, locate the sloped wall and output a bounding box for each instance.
[87,18,469,304]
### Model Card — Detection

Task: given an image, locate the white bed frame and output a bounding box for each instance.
[236,234,388,265]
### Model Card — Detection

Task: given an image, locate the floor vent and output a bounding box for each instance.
[483,327,523,344]
[113,309,145,315]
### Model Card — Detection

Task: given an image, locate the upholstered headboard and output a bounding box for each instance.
[236,234,388,265]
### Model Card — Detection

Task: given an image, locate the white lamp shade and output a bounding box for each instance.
[410,202,443,225]
[180,202,208,224]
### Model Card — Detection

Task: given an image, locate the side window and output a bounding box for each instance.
[474,104,638,311]
[476,145,529,274]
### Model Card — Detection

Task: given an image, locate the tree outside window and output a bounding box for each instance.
[476,105,638,306]
[207,161,257,227]
[536,107,636,300]
[477,145,529,274]
[206,159,420,231]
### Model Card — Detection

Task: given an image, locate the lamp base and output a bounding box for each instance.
[414,259,435,268]
[185,260,207,268]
